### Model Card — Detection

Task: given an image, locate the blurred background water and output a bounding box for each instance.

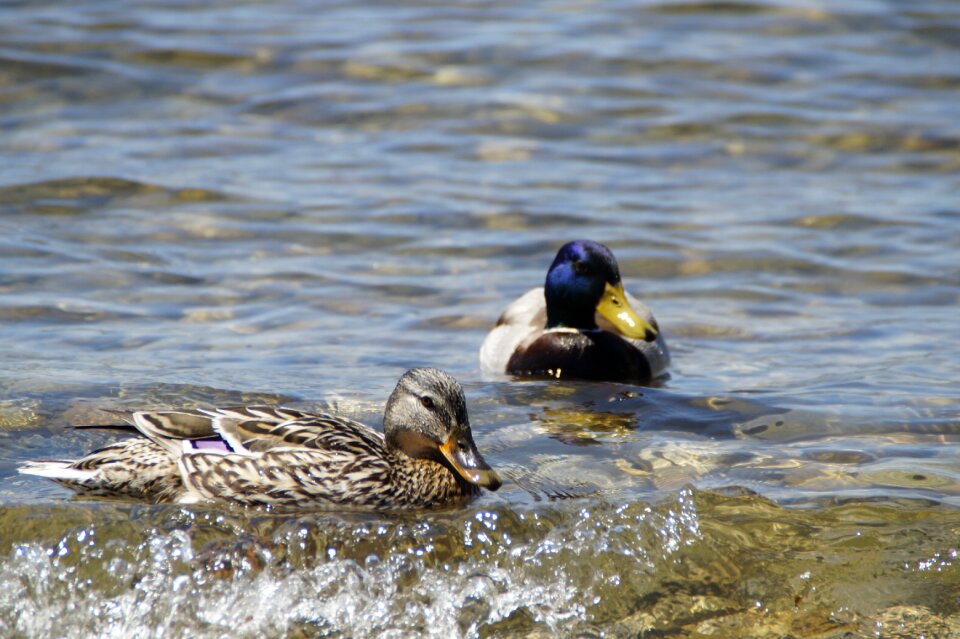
[1,0,959,637]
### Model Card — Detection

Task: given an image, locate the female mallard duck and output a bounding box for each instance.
[20,368,501,509]
[480,240,669,383]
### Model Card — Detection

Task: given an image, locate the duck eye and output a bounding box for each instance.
[419,396,435,410]
[572,260,590,275]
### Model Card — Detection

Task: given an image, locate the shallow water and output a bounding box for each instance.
[2,0,960,637]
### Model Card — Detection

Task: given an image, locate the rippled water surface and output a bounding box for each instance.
[2,1,960,637]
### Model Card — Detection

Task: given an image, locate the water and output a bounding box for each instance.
[2,0,959,636]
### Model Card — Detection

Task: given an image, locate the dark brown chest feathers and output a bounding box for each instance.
[506,330,652,382]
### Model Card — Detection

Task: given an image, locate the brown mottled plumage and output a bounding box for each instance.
[20,369,501,510]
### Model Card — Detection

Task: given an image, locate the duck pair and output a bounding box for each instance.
[21,240,666,510]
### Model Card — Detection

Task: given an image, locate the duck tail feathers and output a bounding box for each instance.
[19,460,93,482]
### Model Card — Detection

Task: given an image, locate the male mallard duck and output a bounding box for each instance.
[20,368,501,509]
[480,240,669,382]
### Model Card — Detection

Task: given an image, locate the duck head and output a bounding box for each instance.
[544,240,658,341]
[383,368,502,491]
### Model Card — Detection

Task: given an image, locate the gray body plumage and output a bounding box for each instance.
[480,287,670,378]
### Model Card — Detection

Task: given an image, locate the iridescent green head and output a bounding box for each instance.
[544,240,658,341]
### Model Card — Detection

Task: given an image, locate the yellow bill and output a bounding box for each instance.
[595,282,658,342]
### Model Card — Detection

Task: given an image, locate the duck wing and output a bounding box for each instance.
[494,287,547,329]
[209,412,386,456]
[125,410,221,455]
[177,414,392,508]
[481,287,547,373]
[128,405,314,455]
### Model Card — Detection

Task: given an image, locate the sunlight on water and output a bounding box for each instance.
[1,496,701,637]
[1,0,959,636]
[3,491,959,637]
